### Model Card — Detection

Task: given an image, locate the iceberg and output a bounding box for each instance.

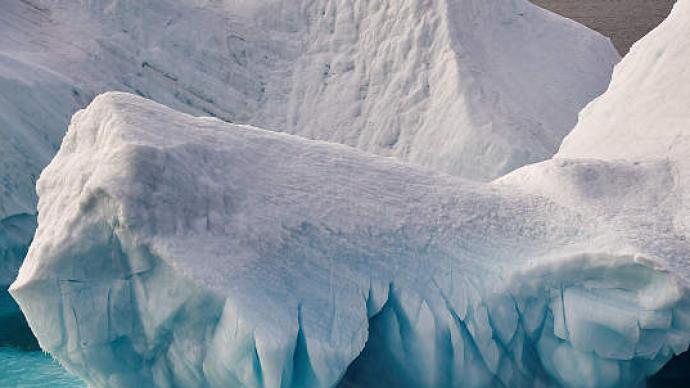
[11,90,690,387]
[0,0,619,344]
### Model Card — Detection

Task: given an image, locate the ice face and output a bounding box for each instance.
[11,92,690,387]
[341,259,690,388]
[0,214,36,288]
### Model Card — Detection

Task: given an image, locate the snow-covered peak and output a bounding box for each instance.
[279,0,620,180]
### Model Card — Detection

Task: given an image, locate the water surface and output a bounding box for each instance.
[0,347,84,387]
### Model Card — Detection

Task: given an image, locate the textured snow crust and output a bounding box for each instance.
[558,0,690,163]
[11,92,690,388]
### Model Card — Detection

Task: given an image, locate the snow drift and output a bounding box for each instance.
[11,91,690,387]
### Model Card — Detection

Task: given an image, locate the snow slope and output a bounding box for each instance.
[11,92,690,388]
[0,50,85,286]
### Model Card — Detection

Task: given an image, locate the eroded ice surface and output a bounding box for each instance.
[11,91,690,388]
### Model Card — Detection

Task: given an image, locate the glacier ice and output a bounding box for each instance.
[0,31,92,340]
[0,52,86,315]
[11,91,690,387]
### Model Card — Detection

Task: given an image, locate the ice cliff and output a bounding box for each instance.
[11,86,690,387]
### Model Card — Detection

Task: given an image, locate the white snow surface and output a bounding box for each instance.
[11,90,690,388]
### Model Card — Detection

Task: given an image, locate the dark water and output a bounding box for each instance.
[648,351,690,388]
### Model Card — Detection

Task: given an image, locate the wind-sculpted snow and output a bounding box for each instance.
[558,0,690,164]
[11,93,690,387]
